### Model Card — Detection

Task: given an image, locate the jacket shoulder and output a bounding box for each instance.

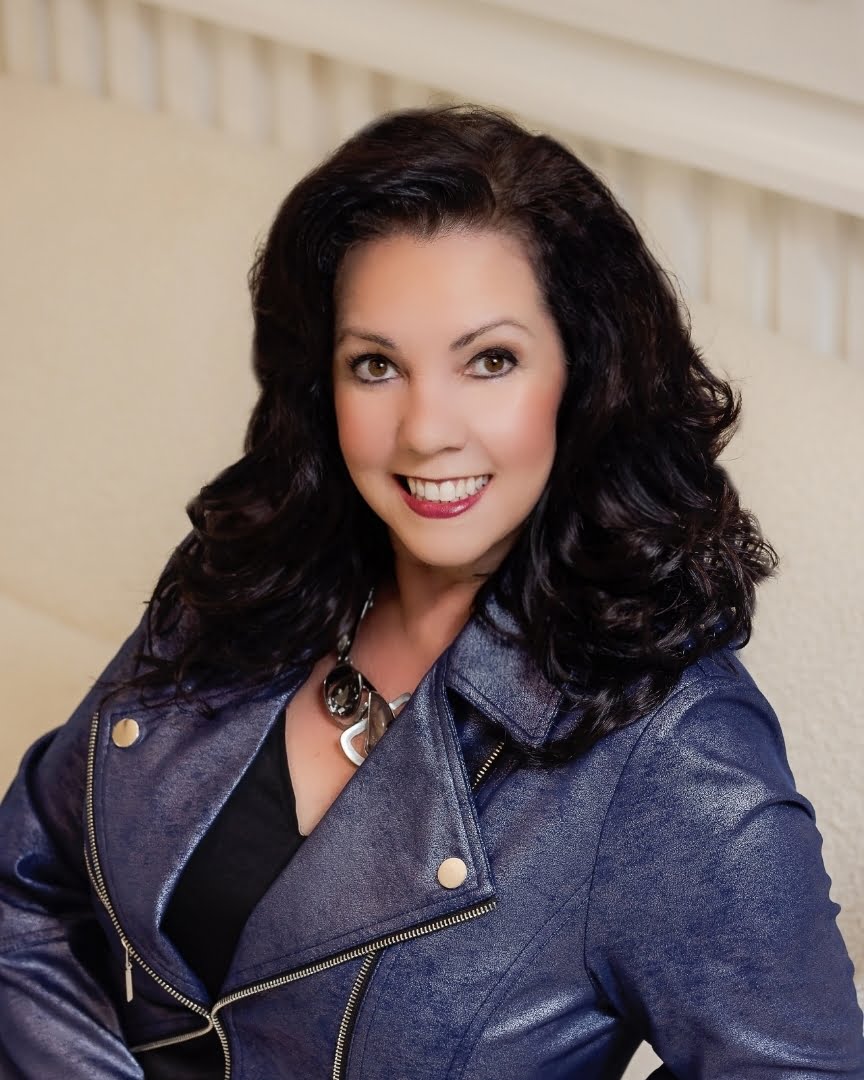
[582,647,864,1073]
[625,644,800,812]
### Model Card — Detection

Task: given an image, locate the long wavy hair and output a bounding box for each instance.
[113,102,779,766]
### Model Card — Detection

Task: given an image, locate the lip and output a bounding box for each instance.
[394,474,491,519]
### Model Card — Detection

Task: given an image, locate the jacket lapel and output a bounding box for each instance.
[94,671,307,1002]
[220,651,495,991]
[222,591,566,991]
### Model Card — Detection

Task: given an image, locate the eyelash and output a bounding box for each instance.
[346,348,518,383]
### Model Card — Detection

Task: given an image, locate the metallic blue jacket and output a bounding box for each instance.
[1,596,862,1079]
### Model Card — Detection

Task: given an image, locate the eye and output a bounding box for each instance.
[346,353,398,383]
[345,347,518,384]
[469,348,518,378]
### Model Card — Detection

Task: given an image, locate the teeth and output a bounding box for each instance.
[405,475,490,503]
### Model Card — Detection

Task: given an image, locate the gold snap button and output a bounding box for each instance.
[111,718,140,748]
[437,857,468,889]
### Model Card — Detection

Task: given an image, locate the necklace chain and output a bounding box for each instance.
[322,586,411,766]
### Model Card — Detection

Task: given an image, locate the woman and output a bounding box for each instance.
[0,104,861,1080]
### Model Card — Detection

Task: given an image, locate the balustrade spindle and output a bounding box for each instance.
[775,197,844,358]
[1,0,51,78]
[50,0,102,94]
[214,25,269,142]
[272,41,321,160]
[641,157,708,308]
[157,8,213,124]
[104,0,156,108]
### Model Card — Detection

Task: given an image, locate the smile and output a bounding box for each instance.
[401,475,491,503]
[394,474,492,519]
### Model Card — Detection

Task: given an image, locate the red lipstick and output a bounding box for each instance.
[395,476,491,519]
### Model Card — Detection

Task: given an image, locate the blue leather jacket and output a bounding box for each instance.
[1,595,862,1079]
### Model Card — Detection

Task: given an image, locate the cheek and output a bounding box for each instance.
[333,389,367,462]
[484,382,563,471]
[333,388,391,470]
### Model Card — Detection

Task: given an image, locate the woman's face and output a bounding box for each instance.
[332,228,568,583]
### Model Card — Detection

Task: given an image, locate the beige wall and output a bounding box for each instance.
[1,62,861,1072]
[0,77,298,770]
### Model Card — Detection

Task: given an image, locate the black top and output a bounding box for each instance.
[163,708,306,997]
[146,711,306,1078]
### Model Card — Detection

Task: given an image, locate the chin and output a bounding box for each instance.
[397,542,486,570]
[395,530,517,577]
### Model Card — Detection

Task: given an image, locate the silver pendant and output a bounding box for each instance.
[338,689,412,766]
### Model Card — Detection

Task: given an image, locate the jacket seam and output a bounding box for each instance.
[578,669,764,1006]
[580,673,741,1008]
[0,927,73,954]
[448,880,593,1080]
[354,877,589,1080]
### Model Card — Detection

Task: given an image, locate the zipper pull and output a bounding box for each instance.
[124,942,134,1002]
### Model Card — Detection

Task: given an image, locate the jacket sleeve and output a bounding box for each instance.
[0,612,152,1079]
[584,673,864,1079]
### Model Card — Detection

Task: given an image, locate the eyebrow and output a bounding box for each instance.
[335,318,533,351]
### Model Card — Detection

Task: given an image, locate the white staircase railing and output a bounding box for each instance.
[2,0,862,364]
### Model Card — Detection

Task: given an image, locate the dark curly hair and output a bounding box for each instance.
[115,102,779,767]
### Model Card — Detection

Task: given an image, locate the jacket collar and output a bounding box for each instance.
[184,585,566,751]
[443,589,565,749]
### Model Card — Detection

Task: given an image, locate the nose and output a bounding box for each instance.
[397,374,468,458]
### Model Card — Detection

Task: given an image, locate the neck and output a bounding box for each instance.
[371,556,492,668]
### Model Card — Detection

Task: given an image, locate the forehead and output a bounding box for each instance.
[334,229,542,320]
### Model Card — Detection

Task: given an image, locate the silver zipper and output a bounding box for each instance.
[86,708,506,1080]
[123,942,133,1002]
[332,951,380,1080]
[84,710,231,1069]
[471,739,506,790]
[213,897,497,1018]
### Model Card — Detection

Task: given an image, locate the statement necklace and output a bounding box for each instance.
[321,586,411,766]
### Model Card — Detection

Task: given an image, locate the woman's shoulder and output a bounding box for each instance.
[648,644,792,772]
[595,642,812,849]
[547,641,797,808]
[581,646,864,1072]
